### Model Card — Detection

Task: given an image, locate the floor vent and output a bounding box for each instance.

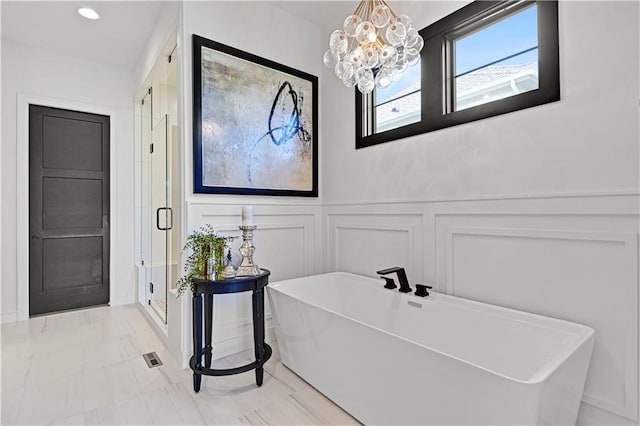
[142,352,163,368]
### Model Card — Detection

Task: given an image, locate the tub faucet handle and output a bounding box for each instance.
[415,284,433,297]
[380,277,397,289]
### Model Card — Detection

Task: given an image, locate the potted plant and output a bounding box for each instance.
[176,224,235,296]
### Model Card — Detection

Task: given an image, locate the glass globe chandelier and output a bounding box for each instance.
[323,0,424,94]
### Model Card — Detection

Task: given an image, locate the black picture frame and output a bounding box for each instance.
[192,34,318,197]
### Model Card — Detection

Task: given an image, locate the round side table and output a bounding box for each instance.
[189,269,271,392]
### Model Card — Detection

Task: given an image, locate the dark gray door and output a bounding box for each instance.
[29,105,110,315]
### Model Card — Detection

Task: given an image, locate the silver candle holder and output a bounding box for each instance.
[236,225,261,276]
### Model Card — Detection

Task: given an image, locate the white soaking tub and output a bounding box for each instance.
[267,272,594,425]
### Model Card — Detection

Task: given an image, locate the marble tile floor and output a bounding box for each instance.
[1,304,359,425]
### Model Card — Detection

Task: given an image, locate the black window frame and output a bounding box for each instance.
[356,0,559,149]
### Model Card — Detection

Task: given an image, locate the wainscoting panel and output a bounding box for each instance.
[180,196,638,422]
[325,195,639,424]
[188,203,320,278]
[185,202,322,359]
[326,210,424,283]
[444,226,637,419]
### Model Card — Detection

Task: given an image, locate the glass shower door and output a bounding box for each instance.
[149,114,170,323]
[139,47,178,326]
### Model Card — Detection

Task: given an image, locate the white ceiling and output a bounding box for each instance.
[1,1,167,70]
[270,1,356,29]
[1,1,460,71]
[270,1,462,30]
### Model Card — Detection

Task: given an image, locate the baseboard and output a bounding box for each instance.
[1,311,18,324]
[577,401,637,425]
[136,302,169,341]
[175,315,277,369]
[203,325,277,362]
[110,295,136,307]
[175,325,276,369]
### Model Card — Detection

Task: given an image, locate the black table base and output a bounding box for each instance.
[190,344,272,386]
[190,270,271,393]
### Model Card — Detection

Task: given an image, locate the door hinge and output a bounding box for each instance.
[141,260,145,266]
[141,99,144,106]
[149,143,154,154]
[148,87,152,95]
[150,282,154,293]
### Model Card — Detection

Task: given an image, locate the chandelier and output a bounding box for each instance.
[323,0,424,94]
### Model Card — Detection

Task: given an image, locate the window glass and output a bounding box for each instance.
[454,4,539,111]
[374,60,421,133]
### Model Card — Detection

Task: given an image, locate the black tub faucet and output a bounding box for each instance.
[376,267,412,293]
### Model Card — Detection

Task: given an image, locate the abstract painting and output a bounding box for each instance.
[193,34,318,197]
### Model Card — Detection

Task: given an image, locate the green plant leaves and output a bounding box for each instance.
[176,225,236,296]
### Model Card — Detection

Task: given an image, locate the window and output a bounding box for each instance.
[375,61,421,133]
[453,4,539,111]
[356,0,559,149]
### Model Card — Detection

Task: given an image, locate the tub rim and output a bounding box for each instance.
[268,271,595,385]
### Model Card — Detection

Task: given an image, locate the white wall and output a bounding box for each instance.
[133,2,181,95]
[170,1,325,363]
[181,1,323,206]
[323,1,638,204]
[321,1,640,424]
[0,2,4,326]
[1,39,137,321]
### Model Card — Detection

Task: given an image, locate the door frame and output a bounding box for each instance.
[17,93,118,320]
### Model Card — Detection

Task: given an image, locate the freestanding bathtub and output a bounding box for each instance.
[267,272,594,425]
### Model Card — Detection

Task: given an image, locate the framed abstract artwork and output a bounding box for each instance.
[192,34,318,197]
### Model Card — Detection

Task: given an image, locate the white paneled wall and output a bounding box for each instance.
[325,194,639,424]
[327,212,423,284]
[184,203,323,360]
[138,3,636,426]
[173,196,634,420]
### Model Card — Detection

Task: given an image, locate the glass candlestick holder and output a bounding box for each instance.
[236,225,261,276]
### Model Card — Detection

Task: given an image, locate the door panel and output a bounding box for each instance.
[43,177,103,229]
[29,105,110,316]
[43,237,103,290]
[42,115,104,171]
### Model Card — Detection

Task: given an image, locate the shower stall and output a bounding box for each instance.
[137,45,180,325]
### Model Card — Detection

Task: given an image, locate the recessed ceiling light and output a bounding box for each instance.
[78,7,99,20]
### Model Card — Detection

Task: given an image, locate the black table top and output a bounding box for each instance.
[191,269,270,295]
